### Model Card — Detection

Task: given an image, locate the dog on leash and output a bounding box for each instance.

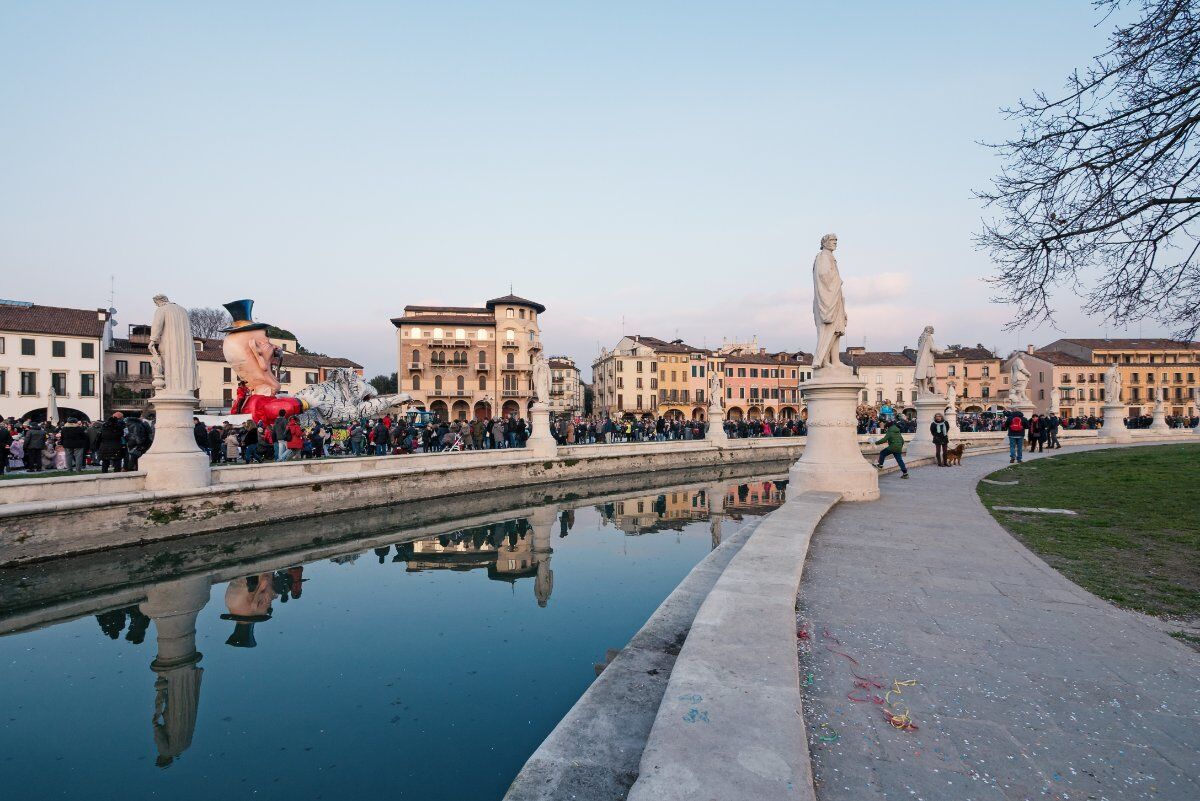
[944,443,966,466]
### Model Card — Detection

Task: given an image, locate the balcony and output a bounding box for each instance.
[408,362,423,370]
[502,389,522,397]
[453,339,468,347]
[502,341,520,349]
[430,361,469,369]
[476,363,491,371]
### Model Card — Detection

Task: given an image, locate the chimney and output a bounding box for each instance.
[1026,344,1035,354]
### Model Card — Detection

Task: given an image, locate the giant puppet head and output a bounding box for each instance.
[220,299,281,397]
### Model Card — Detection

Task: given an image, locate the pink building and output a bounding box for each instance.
[721,351,812,420]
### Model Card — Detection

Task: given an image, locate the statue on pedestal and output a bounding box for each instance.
[811,234,848,372]
[1049,385,1061,413]
[708,370,724,411]
[1009,354,1032,405]
[945,382,958,416]
[1103,364,1122,403]
[532,353,551,405]
[148,295,200,395]
[912,326,945,396]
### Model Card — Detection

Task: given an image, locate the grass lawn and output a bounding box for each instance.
[0,469,91,481]
[977,443,1200,620]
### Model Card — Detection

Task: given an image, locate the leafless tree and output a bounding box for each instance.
[977,0,1200,339]
[188,307,232,339]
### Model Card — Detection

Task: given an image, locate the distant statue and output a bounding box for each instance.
[708,370,724,410]
[1103,364,1122,403]
[945,381,958,416]
[912,326,944,396]
[532,353,551,403]
[1049,385,1061,413]
[148,295,200,395]
[1009,354,1031,404]
[811,234,848,371]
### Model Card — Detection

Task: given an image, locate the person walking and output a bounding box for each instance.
[23,422,46,471]
[60,417,90,472]
[241,421,260,463]
[224,428,241,462]
[930,412,950,467]
[98,413,126,473]
[1047,413,1061,449]
[1006,410,1026,464]
[872,419,909,478]
[206,424,223,465]
[284,416,305,461]
[0,421,12,475]
[272,411,289,461]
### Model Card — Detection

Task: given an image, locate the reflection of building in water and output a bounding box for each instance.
[397,513,556,605]
[725,481,787,516]
[599,489,712,535]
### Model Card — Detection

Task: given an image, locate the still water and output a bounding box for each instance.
[0,475,786,800]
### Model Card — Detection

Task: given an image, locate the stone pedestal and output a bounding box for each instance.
[1149,399,1169,432]
[526,401,557,458]
[140,577,211,767]
[1010,399,1036,419]
[789,368,879,501]
[1102,402,1131,442]
[908,393,948,461]
[142,393,210,491]
[707,407,730,446]
[530,505,556,607]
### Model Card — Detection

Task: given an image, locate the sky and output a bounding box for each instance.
[0,1,1165,379]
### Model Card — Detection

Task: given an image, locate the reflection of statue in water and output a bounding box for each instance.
[221,573,276,648]
[148,295,200,395]
[530,506,556,607]
[811,234,849,372]
[1103,364,1122,403]
[1009,354,1031,404]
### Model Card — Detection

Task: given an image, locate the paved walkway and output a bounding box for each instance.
[797,444,1200,801]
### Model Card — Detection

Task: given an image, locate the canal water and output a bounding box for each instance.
[0,475,786,800]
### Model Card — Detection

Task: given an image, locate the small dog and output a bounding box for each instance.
[944,444,966,466]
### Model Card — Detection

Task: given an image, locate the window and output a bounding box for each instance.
[982,366,990,377]
[223,367,233,382]
[477,349,487,365]
[478,375,487,390]
[20,371,37,395]
[456,375,464,391]
[434,375,443,391]
[506,308,515,318]
[51,372,66,395]
[750,368,759,378]
[948,365,956,376]
[139,361,152,377]
[875,373,882,384]
[0,337,4,354]
[519,309,526,319]
[80,373,95,397]
[455,328,466,340]
[862,391,868,404]
[21,338,35,356]
[433,328,444,339]
[1038,371,1044,382]
[896,389,904,403]
[306,372,319,384]
[0,370,7,394]
[617,377,624,389]
[505,329,515,341]
[738,368,746,377]
[1039,389,1045,399]
[410,327,422,338]
[278,370,291,383]
[636,377,643,389]
[51,340,66,357]
[477,329,488,340]
[115,360,129,375]
[876,390,883,403]
[412,375,421,390]
[982,386,990,398]
[506,353,515,368]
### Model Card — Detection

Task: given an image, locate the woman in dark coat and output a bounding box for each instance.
[98,414,126,473]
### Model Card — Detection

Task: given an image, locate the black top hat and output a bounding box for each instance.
[220,299,271,333]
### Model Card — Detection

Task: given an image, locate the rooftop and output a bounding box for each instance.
[628,334,704,354]
[391,315,497,328]
[485,294,546,314]
[1046,338,1200,350]
[1030,350,1093,367]
[402,305,492,315]
[842,350,915,368]
[937,346,996,361]
[0,302,109,338]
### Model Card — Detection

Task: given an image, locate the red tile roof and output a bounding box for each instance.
[1030,350,1092,366]
[842,351,914,368]
[1048,338,1200,350]
[0,302,109,338]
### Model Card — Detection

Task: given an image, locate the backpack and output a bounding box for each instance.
[1008,416,1024,434]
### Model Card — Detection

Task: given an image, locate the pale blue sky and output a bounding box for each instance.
[1,1,1160,377]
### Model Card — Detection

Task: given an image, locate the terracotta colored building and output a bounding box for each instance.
[721,350,811,421]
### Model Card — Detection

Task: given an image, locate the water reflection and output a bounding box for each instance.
[0,474,788,798]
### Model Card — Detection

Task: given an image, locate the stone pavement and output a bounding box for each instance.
[797,444,1200,801]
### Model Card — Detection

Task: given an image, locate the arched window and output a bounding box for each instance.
[456,375,464,391]
[434,375,443,391]
[455,328,465,340]
[505,329,515,341]
[432,351,445,364]
[506,353,515,368]
[411,349,419,364]
[478,374,487,390]
[506,308,515,318]
[412,375,421,390]
[455,350,467,364]
[433,327,444,339]
[410,327,422,339]
[477,349,487,365]
[477,329,488,340]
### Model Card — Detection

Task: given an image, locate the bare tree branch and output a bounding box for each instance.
[187,307,232,339]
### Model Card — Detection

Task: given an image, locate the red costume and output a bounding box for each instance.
[241,394,306,426]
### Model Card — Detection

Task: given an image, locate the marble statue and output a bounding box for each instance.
[708,370,724,410]
[912,326,944,396]
[1049,385,1061,413]
[811,233,848,371]
[1103,364,1122,402]
[532,353,551,404]
[945,382,958,416]
[1009,354,1031,404]
[148,295,200,394]
[220,299,410,425]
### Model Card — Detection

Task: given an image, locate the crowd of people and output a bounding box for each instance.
[0,412,152,475]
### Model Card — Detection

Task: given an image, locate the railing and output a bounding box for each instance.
[408,362,423,370]
[476,363,490,371]
[502,389,522,397]
[502,341,520,348]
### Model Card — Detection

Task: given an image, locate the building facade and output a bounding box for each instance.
[0,300,110,422]
[391,294,545,421]
[720,349,811,420]
[843,348,917,412]
[547,356,582,416]
[592,335,716,420]
[929,346,1004,411]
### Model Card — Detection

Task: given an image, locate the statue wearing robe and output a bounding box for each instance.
[1009,355,1031,403]
[148,295,200,395]
[708,370,724,410]
[812,234,848,371]
[532,354,551,403]
[912,326,944,396]
[1103,364,1122,403]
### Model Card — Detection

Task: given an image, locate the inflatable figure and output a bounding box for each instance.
[220,299,410,425]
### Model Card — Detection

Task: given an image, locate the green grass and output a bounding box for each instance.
[977,444,1200,619]
[0,469,85,481]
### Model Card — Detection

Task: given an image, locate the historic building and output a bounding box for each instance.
[105,326,362,416]
[928,345,1004,411]
[391,294,545,421]
[592,335,714,420]
[720,349,811,421]
[1025,339,1200,418]
[547,356,582,416]
[842,348,917,412]
[0,300,111,422]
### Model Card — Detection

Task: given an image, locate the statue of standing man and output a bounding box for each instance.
[148,295,200,395]
[912,326,944,396]
[532,353,551,404]
[812,234,848,372]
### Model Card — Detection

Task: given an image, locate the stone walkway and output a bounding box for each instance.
[797,445,1200,801]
